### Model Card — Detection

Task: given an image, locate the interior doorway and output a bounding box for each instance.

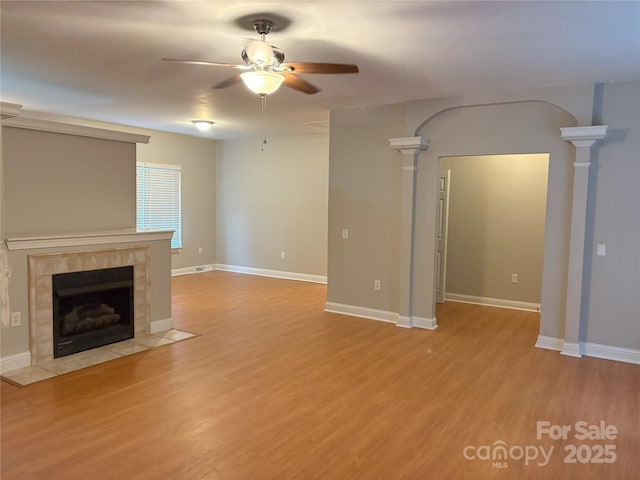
[437,153,550,312]
[435,169,451,303]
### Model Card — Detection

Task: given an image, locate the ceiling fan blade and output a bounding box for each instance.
[213,75,242,89]
[283,62,359,74]
[162,57,243,68]
[283,74,320,94]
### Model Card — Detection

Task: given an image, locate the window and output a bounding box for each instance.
[136,162,182,250]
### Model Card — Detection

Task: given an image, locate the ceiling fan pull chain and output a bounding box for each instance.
[261,93,268,151]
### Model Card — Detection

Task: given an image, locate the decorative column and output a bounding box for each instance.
[389,136,429,328]
[560,125,607,357]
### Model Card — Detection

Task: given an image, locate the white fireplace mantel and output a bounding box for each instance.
[4,229,173,251]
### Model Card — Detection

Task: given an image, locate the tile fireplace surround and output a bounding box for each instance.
[28,246,150,365]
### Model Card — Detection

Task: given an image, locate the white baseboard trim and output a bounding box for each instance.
[215,264,327,284]
[150,318,173,333]
[535,335,639,365]
[171,264,215,276]
[413,316,438,330]
[321,307,437,331]
[582,342,640,365]
[535,335,563,351]
[325,302,398,324]
[173,263,327,284]
[1,351,31,374]
[446,293,540,312]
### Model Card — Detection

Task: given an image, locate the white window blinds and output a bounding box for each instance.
[136,162,182,249]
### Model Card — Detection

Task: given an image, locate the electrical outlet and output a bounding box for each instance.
[10,312,21,327]
[511,274,519,284]
[342,229,349,240]
[198,247,203,254]
[374,280,382,291]
[281,251,286,259]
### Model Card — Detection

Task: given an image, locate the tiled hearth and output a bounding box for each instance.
[28,246,150,364]
[2,328,196,386]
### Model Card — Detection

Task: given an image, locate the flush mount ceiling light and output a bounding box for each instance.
[240,70,285,95]
[192,120,214,131]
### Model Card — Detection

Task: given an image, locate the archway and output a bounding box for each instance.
[390,99,605,356]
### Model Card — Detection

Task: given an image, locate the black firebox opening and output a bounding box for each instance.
[52,266,134,358]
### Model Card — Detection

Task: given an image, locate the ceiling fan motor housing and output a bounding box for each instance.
[241,20,285,67]
[241,41,285,67]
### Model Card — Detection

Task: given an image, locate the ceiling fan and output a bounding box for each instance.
[162,19,359,96]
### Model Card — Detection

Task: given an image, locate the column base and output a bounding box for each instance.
[413,316,438,330]
[396,316,412,328]
[560,341,583,358]
[396,316,438,330]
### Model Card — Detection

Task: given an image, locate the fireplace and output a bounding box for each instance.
[52,266,134,358]
[24,245,152,365]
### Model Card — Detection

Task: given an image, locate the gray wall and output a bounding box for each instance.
[2,116,219,272]
[216,134,329,277]
[328,81,640,351]
[328,104,405,308]
[3,127,135,235]
[0,125,5,237]
[136,131,217,270]
[441,154,549,304]
[328,98,574,333]
[1,126,172,356]
[3,80,637,357]
[583,81,640,349]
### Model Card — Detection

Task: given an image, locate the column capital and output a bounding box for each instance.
[561,125,608,146]
[0,101,23,119]
[389,136,430,156]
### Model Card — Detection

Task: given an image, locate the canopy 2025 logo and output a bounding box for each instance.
[463,420,618,469]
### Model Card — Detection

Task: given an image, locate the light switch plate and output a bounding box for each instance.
[10,312,21,327]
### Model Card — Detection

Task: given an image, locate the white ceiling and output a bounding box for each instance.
[2,1,639,139]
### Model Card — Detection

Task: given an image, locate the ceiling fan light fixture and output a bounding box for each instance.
[192,120,214,131]
[241,71,285,95]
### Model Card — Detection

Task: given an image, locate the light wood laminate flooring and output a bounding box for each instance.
[1,271,638,479]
